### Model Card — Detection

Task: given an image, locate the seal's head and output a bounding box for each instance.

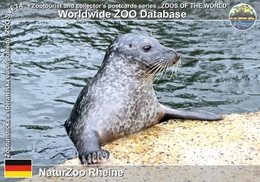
[102,33,181,80]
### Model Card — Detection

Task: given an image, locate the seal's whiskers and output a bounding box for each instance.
[170,58,182,79]
[151,64,164,82]
[142,60,164,82]
[154,61,168,82]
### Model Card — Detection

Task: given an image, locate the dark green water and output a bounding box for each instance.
[0,0,259,171]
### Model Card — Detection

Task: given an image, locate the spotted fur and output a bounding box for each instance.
[64,33,222,165]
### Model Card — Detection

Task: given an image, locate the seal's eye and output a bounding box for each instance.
[143,45,151,52]
[129,44,132,48]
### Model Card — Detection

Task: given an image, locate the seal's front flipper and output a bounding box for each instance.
[81,150,109,165]
[76,130,110,165]
[160,104,223,123]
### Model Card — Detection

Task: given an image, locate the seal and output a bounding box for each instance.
[64,33,222,165]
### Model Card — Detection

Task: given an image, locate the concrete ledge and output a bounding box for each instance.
[20,112,260,182]
[64,111,260,165]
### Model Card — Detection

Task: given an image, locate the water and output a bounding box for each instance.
[0,0,260,171]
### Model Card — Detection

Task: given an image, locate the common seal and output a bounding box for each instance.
[64,33,222,165]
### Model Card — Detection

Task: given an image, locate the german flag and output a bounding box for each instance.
[5,159,32,178]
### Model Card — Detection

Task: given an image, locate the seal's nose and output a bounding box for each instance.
[170,49,177,55]
[169,49,181,59]
[169,49,177,55]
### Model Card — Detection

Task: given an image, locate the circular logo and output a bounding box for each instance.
[229,4,257,31]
